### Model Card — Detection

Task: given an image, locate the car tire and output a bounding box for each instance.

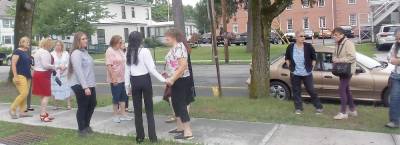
[270,81,291,101]
[243,42,247,45]
[382,88,390,107]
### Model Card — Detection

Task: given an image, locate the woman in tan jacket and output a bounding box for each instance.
[332,27,357,120]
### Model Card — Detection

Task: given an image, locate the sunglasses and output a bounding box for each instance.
[299,35,306,37]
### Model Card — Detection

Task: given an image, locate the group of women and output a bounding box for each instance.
[9,28,196,143]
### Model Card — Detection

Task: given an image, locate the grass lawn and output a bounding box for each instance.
[0,121,187,145]
[154,96,399,134]
[355,43,377,57]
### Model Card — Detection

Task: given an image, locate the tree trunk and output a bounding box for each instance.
[246,0,253,53]
[249,0,268,99]
[221,0,229,63]
[172,0,185,34]
[8,0,36,83]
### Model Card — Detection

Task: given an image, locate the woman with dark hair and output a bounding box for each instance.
[124,31,166,143]
[331,27,357,120]
[69,32,97,137]
[386,29,400,128]
[164,28,195,140]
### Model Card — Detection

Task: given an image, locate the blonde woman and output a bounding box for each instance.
[32,38,55,122]
[69,32,96,137]
[9,37,33,119]
[51,40,72,110]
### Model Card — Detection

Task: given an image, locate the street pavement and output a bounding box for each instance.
[0,103,398,145]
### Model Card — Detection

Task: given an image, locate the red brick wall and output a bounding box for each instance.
[221,0,370,35]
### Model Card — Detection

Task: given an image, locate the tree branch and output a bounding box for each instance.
[261,0,292,20]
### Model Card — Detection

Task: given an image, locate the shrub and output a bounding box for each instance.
[144,37,164,48]
[0,47,12,55]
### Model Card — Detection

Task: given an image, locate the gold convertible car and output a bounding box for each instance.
[267,47,393,106]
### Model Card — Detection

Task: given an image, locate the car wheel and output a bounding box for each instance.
[382,88,390,107]
[270,81,291,101]
[243,42,247,45]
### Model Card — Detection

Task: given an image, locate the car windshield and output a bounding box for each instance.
[356,53,382,69]
[383,26,400,32]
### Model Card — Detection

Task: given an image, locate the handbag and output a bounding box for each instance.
[332,40,352,77]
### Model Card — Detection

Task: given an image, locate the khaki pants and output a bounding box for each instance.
[11,75,30,113]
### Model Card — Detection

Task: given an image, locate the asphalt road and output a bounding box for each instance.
[0,64,250,97]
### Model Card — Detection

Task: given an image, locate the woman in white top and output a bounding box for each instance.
[32,38,55,122]
[51,40,71,110]
[124,31,165,143]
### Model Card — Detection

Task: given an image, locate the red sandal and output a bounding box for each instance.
[40,114,52,122]
[45,112,55,120]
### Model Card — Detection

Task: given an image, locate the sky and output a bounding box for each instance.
[166,0,201,7]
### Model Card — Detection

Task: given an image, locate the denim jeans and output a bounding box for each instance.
[389,73,400,125]
[291,74,323,111]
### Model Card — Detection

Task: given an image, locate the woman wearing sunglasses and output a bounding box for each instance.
[284,31,323,115]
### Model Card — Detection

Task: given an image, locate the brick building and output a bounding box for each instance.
[222,0,370,35]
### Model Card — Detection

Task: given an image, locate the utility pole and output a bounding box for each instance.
[207,0,222,97]
[221,0,229,63]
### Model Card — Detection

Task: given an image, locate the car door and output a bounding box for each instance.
[319,52,374,99]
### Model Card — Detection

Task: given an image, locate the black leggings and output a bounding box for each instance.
[71,85,97,131]
[171,77,192,123]
[130,74,157,141]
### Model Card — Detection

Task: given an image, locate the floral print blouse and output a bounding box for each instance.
[165,42,190,78]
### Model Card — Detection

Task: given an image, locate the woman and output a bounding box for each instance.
[164,28,194,140]
[9,37,33,119]
[386,29,400,128]
[124,31,166,143]
[106,35,132,123]
[285,31,323,115]
[51,40,72,110]
[32,38,55,122]
[69,32,97,137]
[332,27,357,120]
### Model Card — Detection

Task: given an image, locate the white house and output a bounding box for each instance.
[0,0,14,49]
[148,21,198,43]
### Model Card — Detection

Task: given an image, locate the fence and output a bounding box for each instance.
[64,42,109,54]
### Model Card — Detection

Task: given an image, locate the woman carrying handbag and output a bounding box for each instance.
[331,27,357,120]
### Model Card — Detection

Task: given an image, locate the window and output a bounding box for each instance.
[349,14,357,26]
[318,0,325,7]
[96,29,105,44]
[320,53,333,71]
[146,8,150,20]
[303,17,309,30]
[2,36,12,44]
[232,24,239,33]
[124,28,129,42]
[348,0,356,4]
[302,1,310,8]
[121,6,126,19]
[319,16,326,28]
[131,7,135,18]
[2,19,14,28]
[287,19,293,31]
[286,4,292,10]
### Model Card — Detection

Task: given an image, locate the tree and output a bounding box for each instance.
[8,0,36,83]
[194,0,210,34]
[151,0,171,22]
[248,0,316,99]
[183,5,196,21]
[172,0,185,33]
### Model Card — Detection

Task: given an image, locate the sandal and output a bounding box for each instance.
[9,110,18,119]
[45,112,55,120]
[168,128,184,134]
[40,114,52,122]
[165,116,176,123]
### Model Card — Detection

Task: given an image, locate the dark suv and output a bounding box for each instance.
[232,32,248,46]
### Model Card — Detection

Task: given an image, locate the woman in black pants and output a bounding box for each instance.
[164,28,194,140]
[124,31,166,143]
[69,32,97,137]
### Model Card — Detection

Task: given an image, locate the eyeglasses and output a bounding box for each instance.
[299,35,306,37]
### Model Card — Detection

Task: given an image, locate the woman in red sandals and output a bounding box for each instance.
[32,38,55,122]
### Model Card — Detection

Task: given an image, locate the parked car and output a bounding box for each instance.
[340,25,355,38]
[376,24,400,51]
[6,54,11,65]
[0,52,6,65]
[270,31,281,44]
[232,32,248,46]
[303,30,314,39]
[248,47,392,106]
[318,28,332,39]
[199,33,212,44]
[283,32,296,42]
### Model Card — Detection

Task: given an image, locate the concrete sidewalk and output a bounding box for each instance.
[0,103,398,145]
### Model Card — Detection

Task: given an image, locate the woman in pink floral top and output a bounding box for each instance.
[164,28,194,140]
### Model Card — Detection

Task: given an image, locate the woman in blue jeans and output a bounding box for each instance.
[387,29,400,128]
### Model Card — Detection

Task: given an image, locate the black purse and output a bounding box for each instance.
[332,40,351,77]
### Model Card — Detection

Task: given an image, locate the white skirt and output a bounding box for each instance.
[51,75,72,100]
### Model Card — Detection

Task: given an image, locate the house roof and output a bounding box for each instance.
[110,0,151,6]
[148,21,196,27]
[0,0,13,18]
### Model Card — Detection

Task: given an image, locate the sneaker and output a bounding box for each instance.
[112,117,121,123]
[385,122,400,128]
[174,133,194,140]
[348,110,358,117]
[333,113,348,120]
[315,109,323,115]
[119,115,133,121]
[295,110,303,115]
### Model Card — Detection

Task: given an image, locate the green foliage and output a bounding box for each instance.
[33,0,111,36]
[183,5,196,21]
[144,37,164,48]
[0,47,12,55]
[151,0,171,22]
[194,0,210,34]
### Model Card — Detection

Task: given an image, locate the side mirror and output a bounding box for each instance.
[379,61,388,68]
